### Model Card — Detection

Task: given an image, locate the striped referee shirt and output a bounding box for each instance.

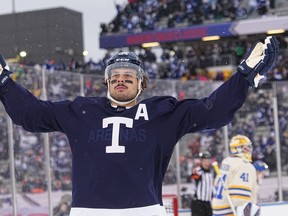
[194,167,214,201]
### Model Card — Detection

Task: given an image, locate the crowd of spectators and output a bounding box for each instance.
[100,0,273,35]
[32,0,288,82]
[40,34,288,83]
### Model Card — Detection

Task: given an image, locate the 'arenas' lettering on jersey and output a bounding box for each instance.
[88,103,149,153]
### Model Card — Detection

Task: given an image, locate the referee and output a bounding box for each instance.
[191,151,214,216]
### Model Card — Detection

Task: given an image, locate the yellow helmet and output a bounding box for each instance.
[229,135,253,162]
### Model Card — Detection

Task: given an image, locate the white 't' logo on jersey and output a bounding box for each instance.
[103,103,149,153]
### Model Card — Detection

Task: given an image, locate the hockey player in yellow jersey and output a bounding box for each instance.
[212,135,259,216]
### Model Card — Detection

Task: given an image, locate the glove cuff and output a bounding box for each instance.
[0,70,12,86]
[237,64,256,87]
[237,60,252,75]
[0,54,12,86]
[238,69,265,88]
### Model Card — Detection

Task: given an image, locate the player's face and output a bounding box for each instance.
[108,68,139,105]
[201,158,211,169]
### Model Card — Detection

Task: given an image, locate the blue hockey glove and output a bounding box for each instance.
[237,36,279,88]
[0,54,12,86]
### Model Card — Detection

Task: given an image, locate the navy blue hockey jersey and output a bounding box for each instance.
[0,72,249,210]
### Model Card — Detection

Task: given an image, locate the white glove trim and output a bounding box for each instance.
[246,42,264,68]
[254,74,265,88]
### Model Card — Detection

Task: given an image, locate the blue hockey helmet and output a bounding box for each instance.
[104,51,145,82]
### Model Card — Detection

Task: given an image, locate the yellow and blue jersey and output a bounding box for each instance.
[212,157,257,216]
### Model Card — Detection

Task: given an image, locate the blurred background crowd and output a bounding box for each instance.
[0,0,288,212]
[18,0,288,82]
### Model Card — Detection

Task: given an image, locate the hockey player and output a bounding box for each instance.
[212,135,259,216]
[0,36,278,216]
[191,151,214,216]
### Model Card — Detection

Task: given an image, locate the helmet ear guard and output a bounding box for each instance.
[229,135,253,161]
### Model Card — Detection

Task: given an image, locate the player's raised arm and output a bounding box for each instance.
[203,36,279,129]
[0,54,72,133]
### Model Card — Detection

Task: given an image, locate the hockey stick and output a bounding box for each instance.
[212,161,238,216]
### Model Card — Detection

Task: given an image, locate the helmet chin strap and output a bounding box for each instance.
[107,79,142,106]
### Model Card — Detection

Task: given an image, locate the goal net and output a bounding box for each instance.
[162,194,178,216]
